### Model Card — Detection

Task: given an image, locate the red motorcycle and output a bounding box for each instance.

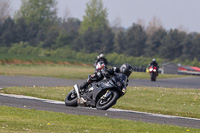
[149,65,158,81]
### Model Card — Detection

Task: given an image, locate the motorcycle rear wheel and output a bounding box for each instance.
[65,89,78,107]
[96,90,119,110]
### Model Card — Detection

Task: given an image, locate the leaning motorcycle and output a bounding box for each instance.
[149,65,157,81]
[65,73,128,110]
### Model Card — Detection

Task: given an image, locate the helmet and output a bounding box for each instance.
[152,58,156,62]
[99,54,104,58]
[96,61,105,70]
[120,63,133,77]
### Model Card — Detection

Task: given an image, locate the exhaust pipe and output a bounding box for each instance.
[74,84,80,99]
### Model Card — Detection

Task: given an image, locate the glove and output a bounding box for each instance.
[113,67,120,73]
[101,69,110,78]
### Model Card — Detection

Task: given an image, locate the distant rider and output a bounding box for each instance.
[94,54,108,68]
[148,59,159,75]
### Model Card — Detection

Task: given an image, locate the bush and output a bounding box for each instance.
[0,44,198,67]
[7,42,41,55]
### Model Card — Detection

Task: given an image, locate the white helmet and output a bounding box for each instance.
[99,54,104,58]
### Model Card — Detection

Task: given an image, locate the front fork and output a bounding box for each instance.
[101,90,112,100]
[74,84,86,105]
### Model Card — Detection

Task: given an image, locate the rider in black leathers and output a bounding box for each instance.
[94,54,108,68]
[148,59,159,75]
[80,65,119,91]
[80,63,133,91]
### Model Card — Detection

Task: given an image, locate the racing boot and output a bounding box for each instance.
[79,81,89,94]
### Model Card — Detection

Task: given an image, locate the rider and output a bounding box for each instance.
[80,62,118,92]
[120,63,133,78]
[80,63,133,91]
[94,54,108,68]
[119,63,133,87]
[148,58,159,75]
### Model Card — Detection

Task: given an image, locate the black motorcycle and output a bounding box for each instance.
[65,73,128,110]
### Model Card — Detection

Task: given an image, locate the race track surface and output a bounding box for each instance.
[0,75,200,129]
[0,75,200,89]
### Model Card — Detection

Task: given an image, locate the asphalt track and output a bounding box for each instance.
[0,75,200,128]
[0,75,200,89]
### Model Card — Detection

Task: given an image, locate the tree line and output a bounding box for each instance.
[0,0,199,66]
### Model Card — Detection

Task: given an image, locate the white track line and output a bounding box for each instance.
[1,93,200,121]
[0,93,64,104]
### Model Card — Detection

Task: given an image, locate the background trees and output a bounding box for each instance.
[14,0,59,48]
[0,18,16,47]
[190,33,200,60]
[125,24,147,57]
[71,25,114,54]
[15,0,57,26]
[74,0,114,54]
[79,0,108,34]
[159,29,186,60]
[144,28,167,57]
[0,0,199,66]
[0,0,10,24]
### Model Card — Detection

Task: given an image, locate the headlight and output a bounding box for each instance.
[122,88,126,93]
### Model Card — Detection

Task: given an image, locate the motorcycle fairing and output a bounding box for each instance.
[83,80,115,106]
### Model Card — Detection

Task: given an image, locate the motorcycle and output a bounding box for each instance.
[65,73,128,110]
[93,61,106,72]
[149,65,158,81]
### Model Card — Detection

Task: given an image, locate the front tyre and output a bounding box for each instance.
[96,90,119,110]
[151,73,155,81]
[65,89,78,107]
[154,74,157,81]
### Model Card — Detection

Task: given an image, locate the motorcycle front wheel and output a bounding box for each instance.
[65,89,78,107]
[151,73,156,81]
[96,90,119,110]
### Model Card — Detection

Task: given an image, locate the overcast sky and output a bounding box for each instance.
[10,0,200,33]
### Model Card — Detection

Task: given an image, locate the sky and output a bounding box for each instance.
[10,0,200,33]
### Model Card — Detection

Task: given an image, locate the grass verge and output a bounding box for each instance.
[1,86,200,119]
[0,106,199,132]
[0,64,94,79]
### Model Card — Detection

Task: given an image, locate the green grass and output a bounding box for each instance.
[1,86,200,119]
[0,64,189,79]
[0,64,94,79]
[0,53,81,64]
[114,87,200,118]
[0,106,199,133]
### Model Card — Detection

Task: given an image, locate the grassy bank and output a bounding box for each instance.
[0,106,199,132]
[1,86,200,119]
[0,64,189,79]
[0,64,94,79]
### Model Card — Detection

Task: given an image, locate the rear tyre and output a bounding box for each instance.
[96,90,119,110]
[65,89,78,107]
